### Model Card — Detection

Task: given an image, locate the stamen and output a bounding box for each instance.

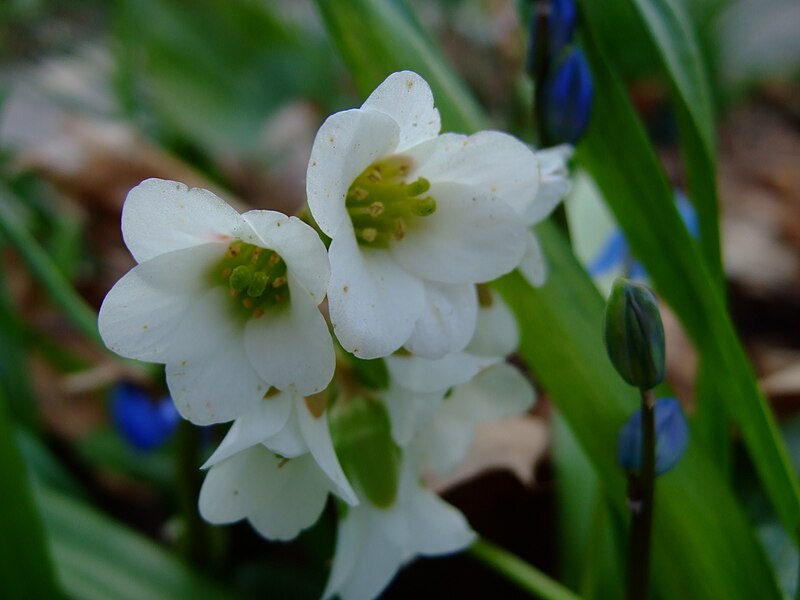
[267,253,281,267]
[361,228,378,243]
[369,202,385,217]
[352,187,369,200]
[393,218,407,241]
[271,276,287,288]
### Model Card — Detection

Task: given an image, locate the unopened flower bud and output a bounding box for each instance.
[331,397,400,508]
[604,278,665,389]
[542,48,593,144]
[617,398,689,475]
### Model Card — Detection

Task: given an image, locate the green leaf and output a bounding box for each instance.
[576,22,800,547]
[0,390,62,598]
[36,485,236,600]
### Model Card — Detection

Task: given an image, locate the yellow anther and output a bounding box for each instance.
[267,253,281,267]
[242,298,254,309]
[369,202,385,217]
[271,276,287,288]
[393,218,407,241]
[352,187,369,200]
[361,227,378,243]
[367,167,382,182]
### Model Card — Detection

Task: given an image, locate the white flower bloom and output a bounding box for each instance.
[198,391,358,540]
[517,144,574,287]
[98,179,335,425]
[322,449,474,600]
[419,362,536,476]
[383,290,519,446]
[307,71,536,360]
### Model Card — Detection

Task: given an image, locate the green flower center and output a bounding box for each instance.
[211,241,290,319]
[345,155,436,247]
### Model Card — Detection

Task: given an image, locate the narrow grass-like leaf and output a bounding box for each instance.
[314,0,485,133]
[0,184,100,344]
[36,485,236,600]
[0,391,62,598]
[315,0,786,596]
[576,24,800,545]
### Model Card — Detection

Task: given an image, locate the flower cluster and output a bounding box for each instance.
[98,71,572,600]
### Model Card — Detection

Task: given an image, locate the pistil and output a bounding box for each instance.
[345,155,437,247]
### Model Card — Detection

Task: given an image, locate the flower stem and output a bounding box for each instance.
[469,536,582,600]
[627,388,656,600]
[176,421,219,569]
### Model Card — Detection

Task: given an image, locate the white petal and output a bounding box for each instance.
[405,486,475,555]
[241,211,330,303]
[122,179,242,263]
[199,446,330,541]
[386,352,498,394]
[243,288,335,396]
[467,291,519,358]
[98,244,222,362]
[361,71,441,152]
[263,409,308,458]
[201,393,293,468]
[296,396,358,505]
[248,454,331,541]
[410,131,539,215]
[322,509,364,600]
[525,145,573,224]
[391,182,527,284]
[165,289,267,425]
[446,363,536,423]
[307,109,400,238]
[327,233,425,359]
[383,384,444,446]
[328,510,405,600]
[424,364,535,474]
[518,230,548,287]
[403,283,478,359]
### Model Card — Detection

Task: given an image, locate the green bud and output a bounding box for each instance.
[604,278,665,389]
[331,397,400,508]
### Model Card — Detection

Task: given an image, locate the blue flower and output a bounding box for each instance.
[542,48,593,144]
[589,190,698,279]
[111,382,180,451]
[617,398,689,476]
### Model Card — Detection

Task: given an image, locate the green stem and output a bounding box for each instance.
[175,421,215,569]
[628,388,656,600]
[469,537,582,600]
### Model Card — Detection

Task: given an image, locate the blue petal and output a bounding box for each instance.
[588,229,628,276]
[617,398,690,476]
[111,383,180,451]
[543,48,594,144]
[548,0,578,59]
[674,189,699,238]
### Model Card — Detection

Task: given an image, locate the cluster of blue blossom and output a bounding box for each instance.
[98,71,572,600]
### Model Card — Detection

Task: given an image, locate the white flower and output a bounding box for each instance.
[418,362,536,476]
[98,179,335,425]
[322,449,474,600]
[307,70,536,360]
[383,290,520,446]
[198,391,358,540]
[517,144,574,287]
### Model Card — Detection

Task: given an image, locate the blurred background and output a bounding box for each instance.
[0,0,798,598]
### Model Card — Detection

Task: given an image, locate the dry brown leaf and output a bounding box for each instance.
[427,415,549,493]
